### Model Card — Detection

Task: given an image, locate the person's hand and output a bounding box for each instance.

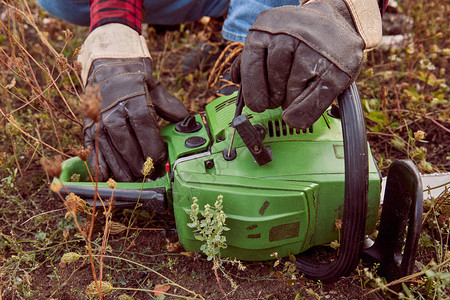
[231,0,382,129]
[78,23,189,181]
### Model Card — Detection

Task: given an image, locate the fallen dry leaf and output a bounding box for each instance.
[166,239,183,253]
[154,284,170,297]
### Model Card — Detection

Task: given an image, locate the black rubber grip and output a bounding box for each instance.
[60,185,167,213]
[294,82,369,283]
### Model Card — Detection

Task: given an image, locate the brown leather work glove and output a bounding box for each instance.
[231,0,382,129]
[78,24,189,182]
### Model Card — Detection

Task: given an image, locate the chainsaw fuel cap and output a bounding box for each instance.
[184,136,206,148]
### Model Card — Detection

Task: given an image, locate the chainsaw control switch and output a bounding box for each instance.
[232,115,273,166]
[175,115,202,133]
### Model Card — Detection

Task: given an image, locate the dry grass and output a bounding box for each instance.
[0,0,448,299]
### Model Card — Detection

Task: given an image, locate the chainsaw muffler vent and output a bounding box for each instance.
[268,119,313,137]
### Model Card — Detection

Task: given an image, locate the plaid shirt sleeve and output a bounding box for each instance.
[379,0,389,14]
[89,0,143,33]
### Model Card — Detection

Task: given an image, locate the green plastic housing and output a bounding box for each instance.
[162,93,381,261]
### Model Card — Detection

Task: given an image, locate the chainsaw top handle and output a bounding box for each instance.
[292,82,369,282]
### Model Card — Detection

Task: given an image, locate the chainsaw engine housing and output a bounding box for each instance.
[162,93,381,261]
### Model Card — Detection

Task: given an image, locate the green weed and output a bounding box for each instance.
[188,195,246,295]
[0,0,449,298]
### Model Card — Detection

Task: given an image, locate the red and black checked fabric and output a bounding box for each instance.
[89,0,143,33]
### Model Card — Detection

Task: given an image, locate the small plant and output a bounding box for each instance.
[0,0,448,298]
[188,195,245,294]
[363,259,450,299]
[270,252,300,287]
[188,195,229,261]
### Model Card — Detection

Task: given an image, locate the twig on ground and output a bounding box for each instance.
[365,257,450,296]
[21,208,66,225]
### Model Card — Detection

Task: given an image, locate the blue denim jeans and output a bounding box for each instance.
[36,0,300,42]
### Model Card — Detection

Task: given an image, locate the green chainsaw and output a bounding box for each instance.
[56,82,423,283]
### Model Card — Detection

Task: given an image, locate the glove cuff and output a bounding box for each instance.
[77,23,151,85]
[341,0,382,50]
[304,0,382,50]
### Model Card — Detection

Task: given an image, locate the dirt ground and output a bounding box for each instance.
[18,188,391,300]
[1,1,449,299]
